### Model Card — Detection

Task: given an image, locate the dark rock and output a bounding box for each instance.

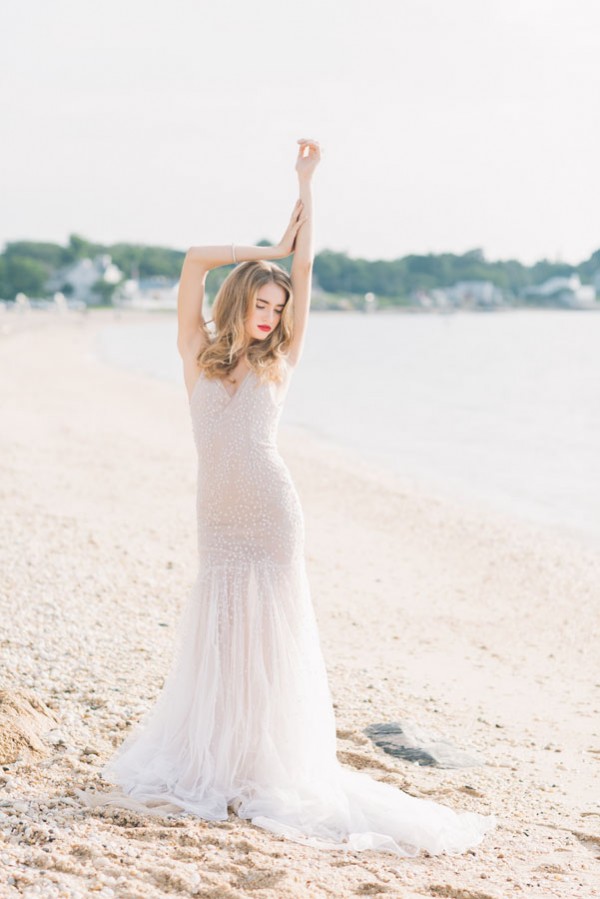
[364,719,486,768]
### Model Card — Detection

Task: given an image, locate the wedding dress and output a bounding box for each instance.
[78,359,497,856]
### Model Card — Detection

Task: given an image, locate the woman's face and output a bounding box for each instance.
[245,281,287,341]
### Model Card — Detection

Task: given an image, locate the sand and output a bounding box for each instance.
[0,305,598,898]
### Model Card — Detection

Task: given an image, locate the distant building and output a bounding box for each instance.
[413,280,504,310]
[446,280,505,308]
[113,275,178,310]
[522,274,596,308]
[45,254,124,304]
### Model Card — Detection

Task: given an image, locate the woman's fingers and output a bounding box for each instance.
[297,139,321,153]
[296,138,323,162]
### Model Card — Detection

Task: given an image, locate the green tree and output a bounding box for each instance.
[91,278,121,306]
[4,256,47,297]
[3,240,65,268]
[64,234,97,263]
[108,243,185,279]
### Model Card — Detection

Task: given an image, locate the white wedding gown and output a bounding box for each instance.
[78,359,497,856]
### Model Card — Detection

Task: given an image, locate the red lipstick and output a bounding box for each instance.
[258,325,271,332]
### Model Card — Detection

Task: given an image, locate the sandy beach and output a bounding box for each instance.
[1,307,599,898]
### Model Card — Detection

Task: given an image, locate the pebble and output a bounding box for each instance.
[9,801,29,814]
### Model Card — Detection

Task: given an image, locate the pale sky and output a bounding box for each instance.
[2,0,600,265]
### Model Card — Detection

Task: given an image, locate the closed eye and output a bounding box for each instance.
[257,303,284,312]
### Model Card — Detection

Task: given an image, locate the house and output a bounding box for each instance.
[445,280,505,308]
[113,275,179,310]
[413,281,504,310]
[522,274,597,308]
[45,254,124,304]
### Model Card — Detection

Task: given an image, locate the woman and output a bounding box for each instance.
[80,138,497,856]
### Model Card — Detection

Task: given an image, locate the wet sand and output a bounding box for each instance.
[1,307,599,898]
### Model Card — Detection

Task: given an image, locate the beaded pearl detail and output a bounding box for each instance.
[86,355,497,857]
[189,360,304,567]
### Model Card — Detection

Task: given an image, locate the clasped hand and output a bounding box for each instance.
[275,199,307,258]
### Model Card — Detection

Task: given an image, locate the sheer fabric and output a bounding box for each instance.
[78,361,497,856]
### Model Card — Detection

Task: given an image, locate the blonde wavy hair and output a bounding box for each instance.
[197,260,293,384]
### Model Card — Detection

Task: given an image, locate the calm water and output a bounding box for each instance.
[95,310,600,545]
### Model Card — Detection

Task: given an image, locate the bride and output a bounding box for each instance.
[79,138,497,857]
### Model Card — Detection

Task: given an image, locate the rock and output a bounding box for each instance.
[10,801,29,814]
[46,730,67,746]
[0,689,60,764]
[363,719,486,768]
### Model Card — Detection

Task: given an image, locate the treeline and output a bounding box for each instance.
[1,233,599,302]
[313,248,600,299]
[0,234,185,299]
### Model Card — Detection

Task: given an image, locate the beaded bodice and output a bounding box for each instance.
[188,363,303,566]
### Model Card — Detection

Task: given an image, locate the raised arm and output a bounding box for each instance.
[177,223,307,396]
[177,242,285,362]
[287,138,322,368]
[176,143,315,386]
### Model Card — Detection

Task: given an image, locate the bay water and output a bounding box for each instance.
[95,310,600,546]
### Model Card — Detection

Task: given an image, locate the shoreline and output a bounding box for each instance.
[87,305,600,552]
[1,309,599,897]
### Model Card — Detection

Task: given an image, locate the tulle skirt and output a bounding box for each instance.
[77,558,497,857]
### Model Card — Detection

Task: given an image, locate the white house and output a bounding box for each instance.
[45,254,124,304]
[113,275,179,310]
[445,280,505,307]
[415,280,504,309]
[523,274,596,308]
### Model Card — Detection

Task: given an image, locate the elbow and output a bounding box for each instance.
[184,248,210,276]
[186,246,207,264]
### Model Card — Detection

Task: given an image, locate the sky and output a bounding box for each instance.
[2,0,600,266]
